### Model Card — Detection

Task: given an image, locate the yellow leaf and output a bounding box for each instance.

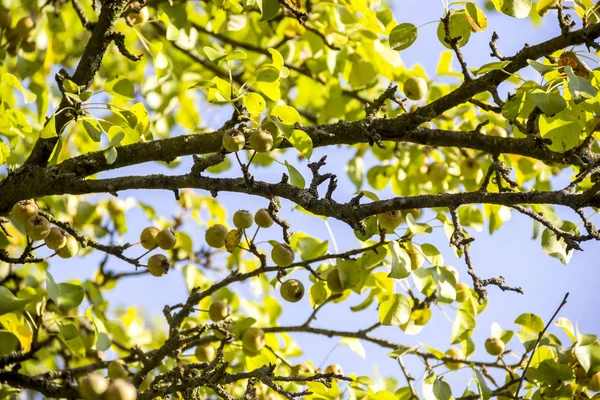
[225,229,242,253]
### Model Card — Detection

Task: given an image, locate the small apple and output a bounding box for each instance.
[139,227,159,250]
[107,360,128,380]
[79,373,109,400]
[233,210,253,230]
[484,337,505,356]
[57,235,79,258]
[156,229,177,250]
[427,162,448,183]
[126,2,150,26]
[195,343,215,362]
[455,283,469,303]
[291,363,315,376]
[444,348,464,370]
[443,265,459,282]
[249,129,273,153]
[15,16,34,38]
[254,208,274,228]
[325,364,343,375]
[205,224,228,248]
[147,254,169,277]
[402,208,422,221]
[209,300,229,322]
[25,215,51,241]
[222,130,246,152]
[242,327,266,355]
[280,279,305,303]
[460,158,480,181]
[104,379,137,400]
[326,268,343,293]
[45,227,67,250]
[403,77,427,101]
[271,243,295,267]
[11,199,38,223]
[377,210,403,232]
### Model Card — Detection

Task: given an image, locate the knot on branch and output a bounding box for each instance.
[268,197,292,244]
[108,32,143,62]
[365,83,398,117]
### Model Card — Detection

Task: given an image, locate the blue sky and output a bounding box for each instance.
[48,0,600,394]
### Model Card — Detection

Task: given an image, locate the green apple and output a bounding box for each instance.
[444,348,464,370]
[403,77,427,101]
[280,279,305,303]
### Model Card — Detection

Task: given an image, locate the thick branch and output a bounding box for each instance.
[23,0,130,167]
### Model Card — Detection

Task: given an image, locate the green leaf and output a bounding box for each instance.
[309,282,327,307]
[465,3,488,31]
[555,317,576,343]
[62,79,79,94]
[473,368,492,400]
[256,67,281,101]
[203,46,227,62]
[0,331,19,356]
[259,0,280,21]
[243,93,266,114]
[349,59,377,88]
[565,66,597,103]
[491,0,532,18]
[436,11,471,49]
[515,313,545,333]
[83,120,102,142]
[528,89,567,116]
[157,11,181,41]
[389,23,418,51]
[284,161,305,188]
[0,287,31,316]
[406,214,432,235]
[0,141,8,166]
[272,105,301,125]
[46,273,84,311]
[40,115,57,138]
[470,61,511,75]
[378,293,411,326]
[104,75,135,99]
[337,258,360,290]
[340,337,366,359]
[575,342,600,373]
[104,147,118,165]
[433,266,456,304]
[451,309,476,344]
[86,307,111,351]
[539,109,582,153]
[541,221,579,264]
[288,129,313,159]
[367,166,394,190]
[388,241,411,280]
[346,157,364,190]
[527,59,558,75]
[1,72,37,103]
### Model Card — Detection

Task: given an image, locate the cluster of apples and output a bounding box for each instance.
[139,227,177,277]
[222,129,274,154]
[205,209,298,268]
[11,200,79,258]
[195,300,345,379]
[194,300,266,358]
[0,11,36,56]
[78,357,154,400]
[376,208,422,232]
